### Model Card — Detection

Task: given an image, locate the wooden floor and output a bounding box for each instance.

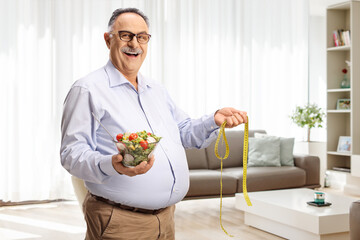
[1,187,357,240]
[175,197,284,240]
[0,197,284,240]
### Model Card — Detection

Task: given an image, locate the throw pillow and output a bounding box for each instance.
[254,133,295,166]
[248,137,281,167]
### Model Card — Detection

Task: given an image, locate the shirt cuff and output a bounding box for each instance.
[203,112,220,131]
[99,155,119,176]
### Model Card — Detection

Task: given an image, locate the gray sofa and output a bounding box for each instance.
[184,130,321,199]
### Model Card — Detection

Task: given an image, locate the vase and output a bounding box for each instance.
[340,74,350,88]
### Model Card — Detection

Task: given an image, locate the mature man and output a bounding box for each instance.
[60,8,247,240]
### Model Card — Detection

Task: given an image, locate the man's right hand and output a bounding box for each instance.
[112,154,155,177]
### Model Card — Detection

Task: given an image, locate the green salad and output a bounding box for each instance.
[115,130,161,167]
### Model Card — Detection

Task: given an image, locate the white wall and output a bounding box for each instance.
[308,15,326,141]
[308,0,346,141]
[309,0,346,16]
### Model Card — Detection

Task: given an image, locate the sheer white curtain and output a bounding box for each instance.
[0,0,308,202]
[152,0,309,135]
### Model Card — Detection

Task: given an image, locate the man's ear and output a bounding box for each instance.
[104,32,111,49]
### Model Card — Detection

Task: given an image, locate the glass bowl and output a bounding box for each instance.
[115,140,160,167]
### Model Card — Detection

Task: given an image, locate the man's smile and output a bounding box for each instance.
[123,52,140,58]
[121,46,143,58]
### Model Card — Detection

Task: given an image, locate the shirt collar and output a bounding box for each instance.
[104,60,153,90]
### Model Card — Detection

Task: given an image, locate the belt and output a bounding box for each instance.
[91,193,166,215]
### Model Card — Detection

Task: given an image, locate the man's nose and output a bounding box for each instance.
[127,36,139,48]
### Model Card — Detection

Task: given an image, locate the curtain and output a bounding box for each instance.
[0,0,308,202]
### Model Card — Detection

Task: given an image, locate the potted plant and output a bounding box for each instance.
[290,103,326,186]
[290,103,325,142]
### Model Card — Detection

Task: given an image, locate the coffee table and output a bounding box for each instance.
[235,188,357,240]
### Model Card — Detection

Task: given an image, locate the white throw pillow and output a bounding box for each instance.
[248,137,281,167]
[254,133,295,166]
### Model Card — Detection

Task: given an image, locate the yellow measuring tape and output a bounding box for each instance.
[214,118,252,237]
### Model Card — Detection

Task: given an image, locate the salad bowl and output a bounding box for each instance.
[115,131,161,167]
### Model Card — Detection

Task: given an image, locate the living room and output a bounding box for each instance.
[1,0,360,239]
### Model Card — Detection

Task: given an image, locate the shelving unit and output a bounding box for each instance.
[326,1,360,186]
[327,46,351,51]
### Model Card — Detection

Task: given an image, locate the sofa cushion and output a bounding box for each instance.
[186,170,238,197]
[254,133,295,166]
[185,148,208,169]
[248,137,281,167]
[220,166,306,192]
[206,130,266,169]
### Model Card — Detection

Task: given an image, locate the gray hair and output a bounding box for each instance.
[108,8,149,32]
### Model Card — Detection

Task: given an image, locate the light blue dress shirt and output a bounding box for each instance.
[60,60,219,210]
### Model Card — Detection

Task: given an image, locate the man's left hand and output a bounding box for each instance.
[214,107,247,128]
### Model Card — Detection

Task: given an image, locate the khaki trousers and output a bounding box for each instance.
[83,192,175,240]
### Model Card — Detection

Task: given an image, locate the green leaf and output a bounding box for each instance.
[289,103,325,130]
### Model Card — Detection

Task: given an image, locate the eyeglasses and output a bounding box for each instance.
[111,31,151,44]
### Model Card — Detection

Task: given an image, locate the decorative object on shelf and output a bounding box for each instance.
[290,103,325,142]
[332,29,351,46]
[345,60,351,68]
[337,136,351,153]
[340,68,350,88]
[336,98,351,110]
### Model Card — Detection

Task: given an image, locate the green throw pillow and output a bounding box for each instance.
[254,133,295,166]
[248,137,281,167]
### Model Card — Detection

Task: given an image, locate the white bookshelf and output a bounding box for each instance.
[327,45,351,51]
[326,1,360,185]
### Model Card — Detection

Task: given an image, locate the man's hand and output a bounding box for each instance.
[214,107,248,128]
[112,154,155,177]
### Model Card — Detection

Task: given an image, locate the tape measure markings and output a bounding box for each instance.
[242,118,252,206]
[214,117,252,238]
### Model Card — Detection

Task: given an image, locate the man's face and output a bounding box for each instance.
[105,13,149,78]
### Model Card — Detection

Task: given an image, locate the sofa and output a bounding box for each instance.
[184,130,321,199]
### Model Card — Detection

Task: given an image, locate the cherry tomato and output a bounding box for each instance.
[140,140,148,150]
[147,132,152,136]
[129,133,138,141]
[116,133,123,142]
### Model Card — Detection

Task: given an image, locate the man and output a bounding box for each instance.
[60,8,247,240]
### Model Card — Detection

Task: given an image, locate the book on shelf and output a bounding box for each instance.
[333,29,351,47]
[332,167,351,173]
